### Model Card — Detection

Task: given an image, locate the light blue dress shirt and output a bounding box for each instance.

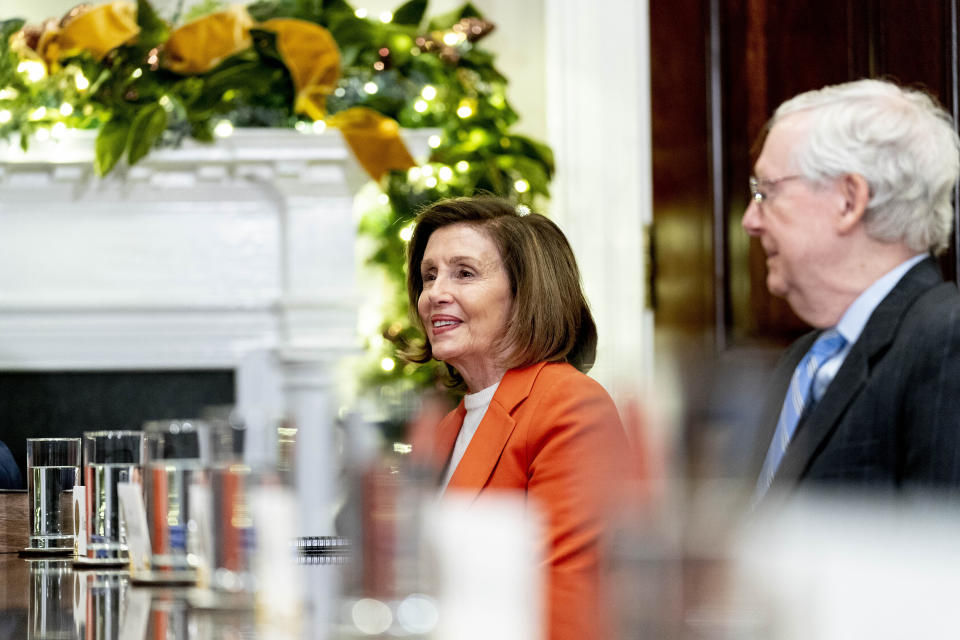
[811,254,928,402]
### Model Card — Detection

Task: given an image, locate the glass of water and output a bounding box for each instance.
[143,419,209,574]
[26,438,81,551]
[82,431,144,560]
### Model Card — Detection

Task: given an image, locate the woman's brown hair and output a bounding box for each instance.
[405,196,597,387]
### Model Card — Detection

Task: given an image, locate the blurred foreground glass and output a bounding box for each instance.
[208,462,254,592]
[192,407,255,592]
[27,438,81,551]
[143,420,208,574]
[83,431,144,560]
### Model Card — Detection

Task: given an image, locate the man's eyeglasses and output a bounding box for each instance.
[749,175,805,205]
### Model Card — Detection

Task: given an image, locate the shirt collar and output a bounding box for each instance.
[835,254,927,345]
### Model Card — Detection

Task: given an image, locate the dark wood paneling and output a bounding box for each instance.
[649,0,714,348]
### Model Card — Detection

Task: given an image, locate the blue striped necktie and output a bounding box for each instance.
[756,329,847,496]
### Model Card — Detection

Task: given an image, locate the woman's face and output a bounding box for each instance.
[417,223,513,384]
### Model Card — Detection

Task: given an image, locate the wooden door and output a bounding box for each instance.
[649,0,960,478]
[652,0,960,349]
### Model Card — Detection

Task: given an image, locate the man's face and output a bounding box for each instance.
[742,115,844,320]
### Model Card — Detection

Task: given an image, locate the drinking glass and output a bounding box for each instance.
[143,419,209,573]
[26,438,81,551]
[83,431,144,560]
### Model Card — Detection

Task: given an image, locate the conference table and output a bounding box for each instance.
[0,550,346,639]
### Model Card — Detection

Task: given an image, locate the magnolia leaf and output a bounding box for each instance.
[95,117,131,176]
[392,0,427,27]
[0,19,26,44]
[497,154,550,196]
[137,0,169,48]
[247,0,287,22]
[127,103,168,165]
[322,0,355,13]
[250,28,283,62]
[426,2,482,31]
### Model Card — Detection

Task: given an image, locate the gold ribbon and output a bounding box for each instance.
[258,18,340,122]
[163,5,254,74]
[326,107,417,181]
[25,2,140,69]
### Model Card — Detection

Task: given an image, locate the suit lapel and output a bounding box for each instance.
[772,258,942,488]
[444,362,546,500]
[430,403,466,476]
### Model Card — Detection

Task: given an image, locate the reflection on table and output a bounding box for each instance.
[0,554,335,640]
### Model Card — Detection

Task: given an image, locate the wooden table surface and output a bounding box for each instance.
[0,551,348,639]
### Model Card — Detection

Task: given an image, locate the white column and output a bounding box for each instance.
[545,0,654,400]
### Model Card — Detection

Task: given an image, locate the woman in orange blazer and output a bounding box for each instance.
[405,196,629,640]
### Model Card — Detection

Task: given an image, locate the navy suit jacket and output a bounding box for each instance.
[751,258,960,495]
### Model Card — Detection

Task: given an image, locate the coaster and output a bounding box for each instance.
[129,569,198,586]
[19,547,74,557]
[72,556,129,570]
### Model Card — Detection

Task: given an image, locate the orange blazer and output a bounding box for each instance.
[425,361,629,640]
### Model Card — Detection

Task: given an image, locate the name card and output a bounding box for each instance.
[117,482,151,574]
[72,486,86,557]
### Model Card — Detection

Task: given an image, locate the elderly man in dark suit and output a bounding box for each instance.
[742,79,960,501]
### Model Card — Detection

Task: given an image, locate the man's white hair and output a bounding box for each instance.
[773,79,960,254]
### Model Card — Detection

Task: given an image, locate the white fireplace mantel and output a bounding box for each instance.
[0,127,431,534]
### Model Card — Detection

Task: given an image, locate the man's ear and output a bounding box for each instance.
[836,173,870,234]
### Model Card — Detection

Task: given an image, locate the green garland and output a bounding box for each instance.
[0,0,554,394]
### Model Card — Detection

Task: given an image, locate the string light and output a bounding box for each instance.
[414,100,428,113]
[0,88,17,99]
[456,102,473,119]
[424,176,438,188]
[399,224,414,242]
[455,160,469,172]
[427,135,441,148]
[29,106,46,120]
[438,166,453,181]
[514,179,530,193]
[421,85,437,100]
[213,120,234,137]
[516,204,531,215]
[379,11,393,23]
[295,121,309,132]
[17,60,46,82]
[59,103,74,116]
[380,357,396,372]
[74,72,89,91]
[377,193,390,205]
[312,120,326,133]
[354,8,368,18]
[407,167,421,181]
[442,32,465,46]
[364,82,378,94]
[421,165,434,177]
[131,68,143,79]
[0,110,10,124]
